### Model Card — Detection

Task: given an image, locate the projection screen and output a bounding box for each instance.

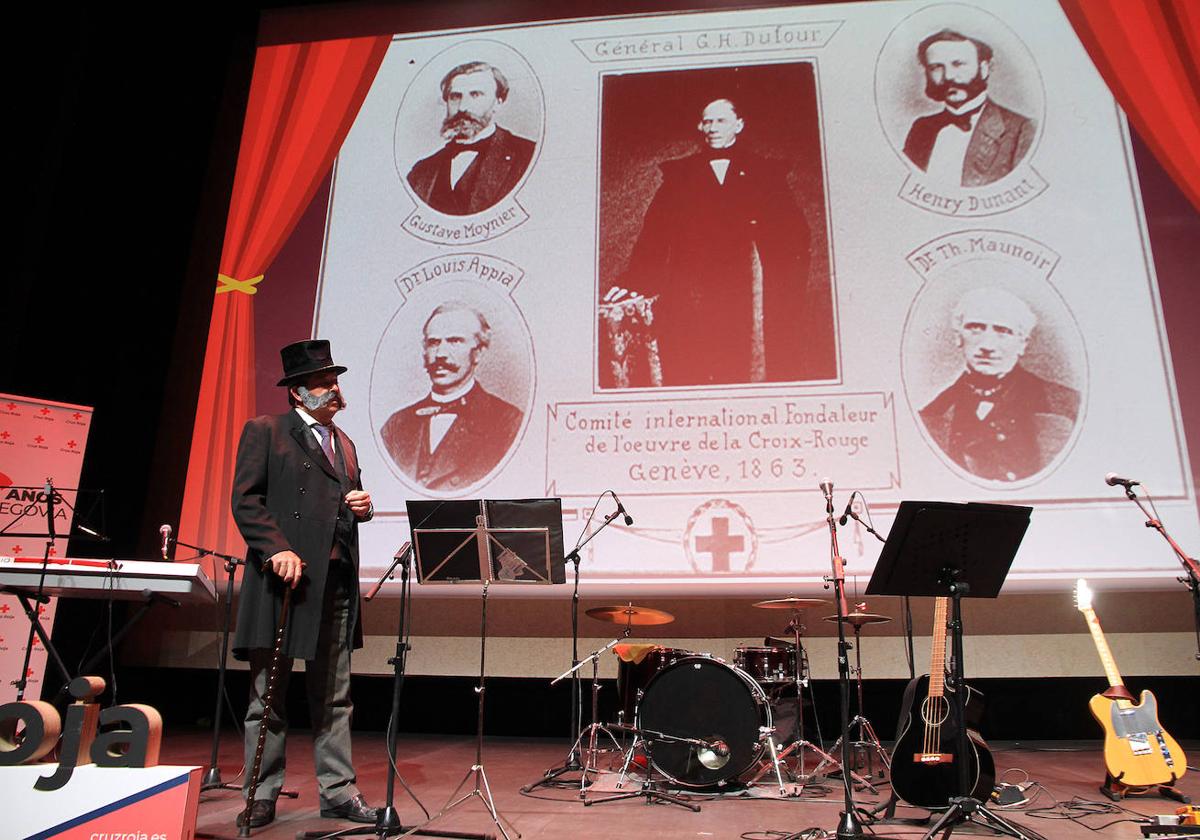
[188,0,1199,596]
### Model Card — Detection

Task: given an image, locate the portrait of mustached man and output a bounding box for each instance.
[380,302,523,490]
[407,60,537,216]
[902,28,1035,187]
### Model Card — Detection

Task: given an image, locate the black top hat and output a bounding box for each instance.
[276,339,348,386]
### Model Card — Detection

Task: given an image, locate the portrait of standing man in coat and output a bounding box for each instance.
[610,98,812,387]
[230,339,378,828]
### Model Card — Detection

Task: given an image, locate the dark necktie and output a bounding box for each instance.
[315,424,336,467]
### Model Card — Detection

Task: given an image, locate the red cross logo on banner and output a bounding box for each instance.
[31,636,40,647]
[67,440,77,449]
[0,604,10,614]
[0,431,10,440]
[684,499,759,574]
[26,667,35,677]
[48,547,57,557]
[11,545,22,554]
[72,412,82,420]
[40,408,51,416]
[34,435,45,444]
[5,403,15,411]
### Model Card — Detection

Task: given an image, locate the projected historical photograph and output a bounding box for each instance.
[597,62,837,390]
[901,29,1035,186]
[370,274,532,494]
[396,42,542,222]
[902,264,1086,484]
[877,5,1044,194]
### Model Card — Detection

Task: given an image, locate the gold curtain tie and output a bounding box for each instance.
[216,273,264,295]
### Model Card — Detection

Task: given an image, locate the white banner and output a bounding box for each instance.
[0,393,94,702]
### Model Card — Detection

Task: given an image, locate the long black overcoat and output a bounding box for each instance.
[231,410,367,660]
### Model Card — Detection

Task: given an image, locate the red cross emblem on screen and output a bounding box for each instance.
[684,499,758,574]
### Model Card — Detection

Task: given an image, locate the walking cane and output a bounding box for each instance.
[239,586,292,837]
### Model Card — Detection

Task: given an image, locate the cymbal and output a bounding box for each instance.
[586,605,675,626]
[752,597,828,610]
[824,611,892,628]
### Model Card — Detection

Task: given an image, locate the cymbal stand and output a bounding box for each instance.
[748,609,841,790]
[820,620,889,783]
[548,637,625,797]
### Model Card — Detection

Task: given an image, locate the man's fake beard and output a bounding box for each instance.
[441,111,488,140]
[926,71,988,105]
[296,386,344,411]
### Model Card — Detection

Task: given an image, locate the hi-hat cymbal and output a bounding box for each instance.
[824,611,892,628]
[752,597,828,610]
[586,605,675,626]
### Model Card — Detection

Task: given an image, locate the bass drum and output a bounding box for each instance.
[636,655,770,788]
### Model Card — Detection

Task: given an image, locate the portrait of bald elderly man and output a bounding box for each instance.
[380,302,523,490]
[902,29,1035,187]
[919,286,1080,482]
[407,61,536,216]
[610,97,811,387]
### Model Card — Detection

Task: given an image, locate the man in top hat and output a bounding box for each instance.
[406,60,536,216]
[230,339,378,828]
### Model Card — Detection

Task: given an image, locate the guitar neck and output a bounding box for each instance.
[928,597,949,697]
[1081,607,1126,693]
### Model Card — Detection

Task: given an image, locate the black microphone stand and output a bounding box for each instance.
[302,543,477,840]
[1115,483,1200,660]
[522,496,625,793]
[845,507,915,681]
[822,484,865,840]
[11,480,74,701]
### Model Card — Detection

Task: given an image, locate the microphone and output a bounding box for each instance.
[838,491,856,527]
[1105,473,1140,489]
[159,524,173,561]
[44,479,57,541]
[819,478,834,516]
[612,491,634,526]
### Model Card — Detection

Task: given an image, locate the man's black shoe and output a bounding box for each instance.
[320,794,378,823]
[236,799,276,828]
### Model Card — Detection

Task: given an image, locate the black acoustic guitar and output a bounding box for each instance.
[889,597,996,809]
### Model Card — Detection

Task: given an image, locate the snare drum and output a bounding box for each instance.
[734,645,796,684]
[636,655,770,788]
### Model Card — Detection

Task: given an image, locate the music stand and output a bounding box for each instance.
[406,499,564,840]
[866,501,1040,840]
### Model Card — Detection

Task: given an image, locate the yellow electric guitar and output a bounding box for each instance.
[1074,579,1187,795]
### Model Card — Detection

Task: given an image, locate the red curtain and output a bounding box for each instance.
[1059,0,1200,213]
[179,35,390,555]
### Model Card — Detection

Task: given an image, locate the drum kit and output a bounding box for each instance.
[572,596,894,800]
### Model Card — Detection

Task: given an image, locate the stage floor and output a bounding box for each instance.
[175,731,1198,839]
